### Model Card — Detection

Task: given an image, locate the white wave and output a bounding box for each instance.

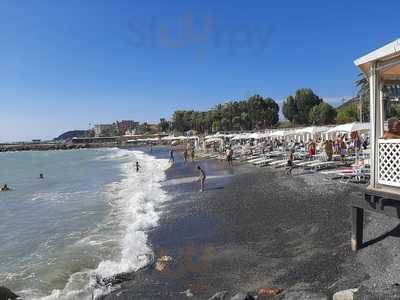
[29,148,170,300]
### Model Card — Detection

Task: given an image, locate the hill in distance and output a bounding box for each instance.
[54,130,87,141]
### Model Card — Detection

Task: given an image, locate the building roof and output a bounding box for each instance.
[355,38,400,76]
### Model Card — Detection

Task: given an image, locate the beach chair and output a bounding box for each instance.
[253,158,274,167]
[269,159,288,167]
[296,160,318,167]
[274,159,302,168]
[308,160,339,171]
[336,166,370,183]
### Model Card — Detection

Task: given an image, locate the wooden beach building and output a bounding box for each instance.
[353,38,400,250]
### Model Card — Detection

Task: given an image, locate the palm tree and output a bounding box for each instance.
[355,73,370,122]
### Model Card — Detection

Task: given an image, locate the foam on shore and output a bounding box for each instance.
[29,148,170,300]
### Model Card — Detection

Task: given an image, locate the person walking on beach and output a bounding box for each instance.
[191,148,195,161]
[225,147,233,167]
[340,137,347,162]
[169,149,175,164]
[308,140,316,160]
[228,147,234,166]
[183,148,188,163]
[197,165,206,192]
[325,140,333,161]
[136,161,141,172]
[286,150,294,176]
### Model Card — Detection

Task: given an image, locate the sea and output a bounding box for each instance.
[0,147,171,299]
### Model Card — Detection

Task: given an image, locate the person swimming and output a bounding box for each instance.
[1,184,10,191]
[39,173,44,179]
[136,161,140,172]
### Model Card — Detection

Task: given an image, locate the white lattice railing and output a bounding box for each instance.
[378,139,400,187]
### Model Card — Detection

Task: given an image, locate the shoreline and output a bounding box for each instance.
[3,150,400,299]
[102,155,400,299]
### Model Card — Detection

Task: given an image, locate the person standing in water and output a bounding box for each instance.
[169,149,175,164]
[136,161,141,172]
[197,165,206,192]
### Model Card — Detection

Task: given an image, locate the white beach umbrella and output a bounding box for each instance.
[268,130,284,137]
[326,122,370,134]
[295,126,329,135]
[205,137,223,143]
[161,136,180,141]
[248,132,261,139]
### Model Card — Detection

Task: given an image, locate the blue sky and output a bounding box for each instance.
[0,0,399,142]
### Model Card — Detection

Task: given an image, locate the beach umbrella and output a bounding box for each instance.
[161,136,173,140]
[326,122,370,134]
[248,132,261,139]
[295,126,329,135]
[269,130,295,137]
[268,130,285,137]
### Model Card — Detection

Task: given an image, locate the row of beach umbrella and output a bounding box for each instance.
[204,122,370,141]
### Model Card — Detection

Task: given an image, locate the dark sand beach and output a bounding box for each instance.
[102,158,400,300]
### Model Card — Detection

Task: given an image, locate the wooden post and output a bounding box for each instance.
[351,206,364,251]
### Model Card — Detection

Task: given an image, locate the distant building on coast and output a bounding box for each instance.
[115,120,139,135]
[94,124,115,137]
[124,123,160,135]
[94,120,140,137]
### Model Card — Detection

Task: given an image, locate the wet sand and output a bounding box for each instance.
[102,159,400,299]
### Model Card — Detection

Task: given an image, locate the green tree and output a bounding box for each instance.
[336,103,359,124]
[295,88,323,124]
[282,95,298,125]
[247,95,279,129]
[159,118,170,132]
[355,73,370,122]
[309,102,337,125]
[282,88,323,125]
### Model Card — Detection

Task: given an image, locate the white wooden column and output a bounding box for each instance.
[370,61,380,188]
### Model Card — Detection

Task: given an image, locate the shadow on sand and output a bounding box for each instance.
[361,224,400,249]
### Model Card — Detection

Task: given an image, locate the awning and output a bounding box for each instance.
[355,38,400,80]
[295,126,329,135]
[326,122,370,134]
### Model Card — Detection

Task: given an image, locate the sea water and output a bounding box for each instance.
[0,148,170,299]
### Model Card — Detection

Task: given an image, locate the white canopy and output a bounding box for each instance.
[205,133,225,139]
[231,133,250,140]
[205,137,223,143]
[355,38,400,77]
[127,137,159,142]
[326,122,370,134]
[295,126,329,135]
[161,136,180,141]
[268,130,286,137]
[248,132,261,139]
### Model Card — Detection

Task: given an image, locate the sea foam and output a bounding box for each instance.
[30,148,170,300]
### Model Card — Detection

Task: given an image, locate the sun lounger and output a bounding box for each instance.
[247,156,268,163]
[253,158,274,167]
[296,160,318,167]
[306,160,339,171]
[269,159,287,167]
[274,159,302,168]
[335,167,370,183]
